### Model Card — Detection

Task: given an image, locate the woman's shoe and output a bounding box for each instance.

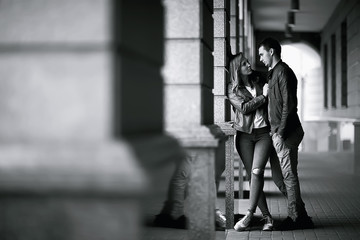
[234,211,253,231]
[262,216,274,231]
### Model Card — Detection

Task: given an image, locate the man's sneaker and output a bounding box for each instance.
[262,216,274,231]
[278,216,296,230]
[234,211,253,231]
[278,215,314,230]
[215,209,226,228]
[174,215,187,229]
[295,215,314,229]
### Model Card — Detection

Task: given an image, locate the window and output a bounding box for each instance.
[341,20,348,107]
[331,34,336,108]
[324,44,328,108]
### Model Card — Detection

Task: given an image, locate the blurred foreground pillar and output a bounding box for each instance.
[162,0,226,239]
[213,0,237,229]
[0,1,183,240]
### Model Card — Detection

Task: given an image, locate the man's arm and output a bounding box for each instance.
[277,70,296,138]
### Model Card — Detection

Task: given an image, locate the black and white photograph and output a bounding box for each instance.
[0,0,359,240]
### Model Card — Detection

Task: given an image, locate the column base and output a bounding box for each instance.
[167,125,227,240]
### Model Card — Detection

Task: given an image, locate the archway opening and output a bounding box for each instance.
[280,42,354,152]
[281,42,321,122]
[281,42,331,151]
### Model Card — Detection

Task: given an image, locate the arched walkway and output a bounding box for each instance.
[281,42,322,122]
[281,42,354,152]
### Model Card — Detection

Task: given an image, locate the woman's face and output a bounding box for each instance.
[239,58,252,76]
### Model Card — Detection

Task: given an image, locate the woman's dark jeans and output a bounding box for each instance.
[235,127,272,216]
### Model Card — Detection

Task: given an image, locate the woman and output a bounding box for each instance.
[228,52,274,231]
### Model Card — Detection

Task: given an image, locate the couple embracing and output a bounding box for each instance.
[228,37,314,231]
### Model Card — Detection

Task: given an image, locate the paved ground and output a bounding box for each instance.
[225,151,360,240]
[144,151,360,240]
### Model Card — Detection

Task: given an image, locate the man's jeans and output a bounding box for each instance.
[272,126,307,220]
[269,147,287,197]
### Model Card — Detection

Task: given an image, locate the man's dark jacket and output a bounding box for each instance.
[267,60,302,140]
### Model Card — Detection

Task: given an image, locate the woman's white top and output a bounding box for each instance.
[245,86,267,129]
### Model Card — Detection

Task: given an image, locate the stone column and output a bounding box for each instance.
[243,0,249,57]
[163,0,225,239]
[247,12,255,65]
[236,0,246,203]
[230,0,239,54]
[239,0,245,53]
[214,0,231,125]
[0,1,183,240]
[213,0,238,229]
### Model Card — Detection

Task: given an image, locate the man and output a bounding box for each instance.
[258,37,314,230]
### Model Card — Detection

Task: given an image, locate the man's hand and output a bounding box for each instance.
[273,132,283,141]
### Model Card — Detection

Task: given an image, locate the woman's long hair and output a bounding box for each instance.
[229,52,259,93]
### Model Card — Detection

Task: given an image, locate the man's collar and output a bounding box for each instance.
[267,59,282,84]
[268,59,281,71]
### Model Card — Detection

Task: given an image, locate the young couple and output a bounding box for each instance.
[228,37,314,231]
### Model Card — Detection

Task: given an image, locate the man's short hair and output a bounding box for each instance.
[259,37,282,57]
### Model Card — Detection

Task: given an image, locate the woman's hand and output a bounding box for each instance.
[263,83,269,97]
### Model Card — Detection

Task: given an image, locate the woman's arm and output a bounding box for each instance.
[227,83,266,115]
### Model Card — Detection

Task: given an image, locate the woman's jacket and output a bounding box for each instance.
[227,71,269,134]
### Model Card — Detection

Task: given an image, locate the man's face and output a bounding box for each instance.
[258,46,272,68]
